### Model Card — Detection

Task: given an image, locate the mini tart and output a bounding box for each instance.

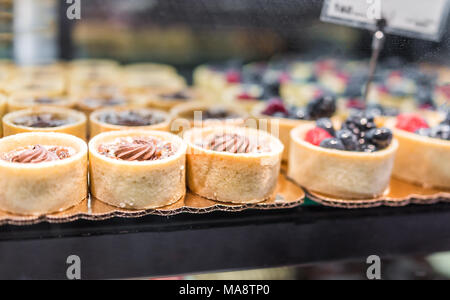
[147,88,205,111]
[280,82,324,107]
[387,114,450,190]
[3,107,87,140]
[7,93,76,112]
[170,102,249,134]
[288,124,398,199]
[252,103,314,161]
[75,93,140,116]
[184,126,283,204]
[123,63,177,76]
[89,130,187,209]
[90,107,171,137]
[122,72,186,95]
[0,132,88,215]
[4,79,66,98]
[222,83,266,112]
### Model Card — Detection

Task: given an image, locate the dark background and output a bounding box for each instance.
[59,0,450,66]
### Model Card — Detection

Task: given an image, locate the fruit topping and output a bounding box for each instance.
[305,127,333,146]
[320,138,345,150]
[316,118,335,136]
[226,70,241,84]
[395,113,430,133]
[305,115,393,152]
[306,95,337,119]
[261,96,336,120]
[261,99,288,116]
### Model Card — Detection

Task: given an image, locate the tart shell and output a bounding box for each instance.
[89,130,187,209]
[288,124,398,199]
[184,126,283,204]
[252,103,313,162]
[3,107,87,140]
[89,107,171,138]
[391,127,450,190]
[0,94,6,137]
[7,93,76,112]
[170,102,249,135]
[0,133,88,215]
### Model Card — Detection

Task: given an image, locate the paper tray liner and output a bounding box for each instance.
[0,173,305,226]
[306,177,450,209]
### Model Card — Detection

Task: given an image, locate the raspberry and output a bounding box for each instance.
[226,70,241,84]
[262,99,288,116]
[237,92,254,101]
[396,113,430,133]
[305,127,333,146]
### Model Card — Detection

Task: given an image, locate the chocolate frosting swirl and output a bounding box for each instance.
[114,139,157,161]
[206,134,253,153]
[10,145,67,163]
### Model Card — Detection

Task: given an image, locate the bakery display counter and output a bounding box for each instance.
[1,200,450,279]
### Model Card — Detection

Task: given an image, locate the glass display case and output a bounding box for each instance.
[0,0,449,280]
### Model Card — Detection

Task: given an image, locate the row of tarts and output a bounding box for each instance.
[0,100,448,216]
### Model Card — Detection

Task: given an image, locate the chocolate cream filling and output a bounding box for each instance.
[1,145,73,163]
[13,114,74,128]
[202,133,270,154]
[98,137,175,161]
[98,110,165,127]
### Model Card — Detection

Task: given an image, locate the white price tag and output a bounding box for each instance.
[321,0,450,41]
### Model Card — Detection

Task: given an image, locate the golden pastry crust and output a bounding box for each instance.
[252,103,313,162]
[89,130,187,209]
[170,102,249,135]
[89,107,171,138]
[184,126,283,204]
[7,93,76,112]
[3,107,87,140]
[0,94,6,137]
[386,114,450,190]
[74,93,143,116]
[288,124,398,199]
[0,133,88,215]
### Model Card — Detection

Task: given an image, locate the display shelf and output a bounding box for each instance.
[1,200,450,279]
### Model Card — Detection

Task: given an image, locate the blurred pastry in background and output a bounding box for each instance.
[7,93,76,112]
[170,102,249,135]
[89,107,171,137]
[253,95,338,161]
[147,88,207,112]
[3,106,87,140]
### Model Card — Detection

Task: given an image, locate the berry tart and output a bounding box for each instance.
[89,130,187,209]
[193,63,243,96]
[0,132,88,215]
[89,107,171,137]
[288,114,398,199]
[184,126,283,203]
[388,112,450,189]
[3,107,87,140]
[170,102,249,134]
[252,95,338,161]
[369,71,417,111]
[7,93,76,112]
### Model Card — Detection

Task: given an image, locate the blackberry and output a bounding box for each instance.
[336,129,359,151]
[365,127,393,150]
[306,95,337,120]
[316,118,335,136]
[320,138,345,151]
